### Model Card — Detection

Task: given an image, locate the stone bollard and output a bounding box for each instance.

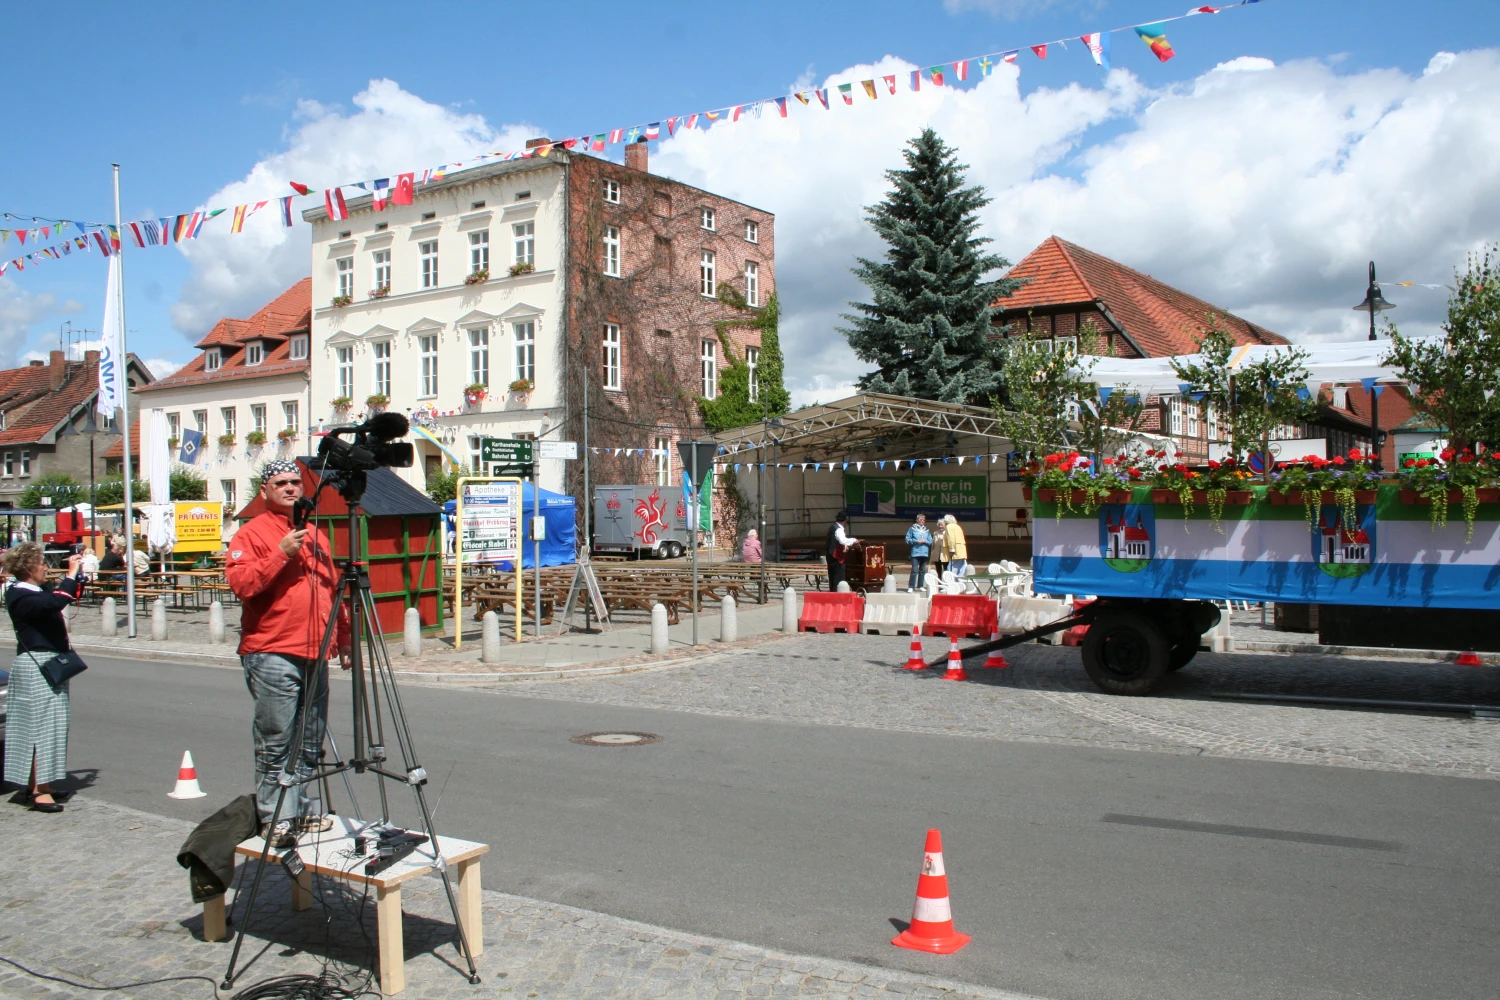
[402,606,422,657]
[151,598,168,641]
[101,597,118,637]
[720,594,737,643]
[209,601,226,644]
[883,574,897,594]
[481,610,502,663]
[650,603,669,655]
[836,581,851,593]
[782,586,797,633]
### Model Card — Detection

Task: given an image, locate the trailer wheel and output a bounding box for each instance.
[1081,613,1170,695]
[1168,641,1198,672]
[663,541,684,560]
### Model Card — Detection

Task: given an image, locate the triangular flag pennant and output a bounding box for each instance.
[1002,50,1019,64]
[1134,23,1176,62]
[279,196,295,227]
[837,83,854,104]
[773,97,788,117]
[928,66,945,85]
[815,89,829,109]
[860,80,878,100]
[953,59,968,81]
[878,461,886,470]
[1098,386,1114,404]
[1081,32,1110,70]
[1485,389,1496,401]
[855,462,863,471]
[909,70,921,91]
[289,181,311,196]
[957,456,965,465]
[1359,377,1378,392]
[1373,385,1386,397]
[883,74,896,94]
[793,91,811,105]
[980,56,995,76]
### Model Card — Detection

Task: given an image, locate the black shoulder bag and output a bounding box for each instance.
[16,607,89,688]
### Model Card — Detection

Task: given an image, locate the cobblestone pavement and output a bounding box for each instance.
[0,798,1035,1000]
[498,634,1500,779]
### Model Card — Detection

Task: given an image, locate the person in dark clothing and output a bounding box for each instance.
[98,543,126,572]
[825,512,859,591]
[3,541,83,813]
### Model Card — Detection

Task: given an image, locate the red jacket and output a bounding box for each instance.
[227,509,350,658]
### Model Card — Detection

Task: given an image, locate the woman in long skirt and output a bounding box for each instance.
[3,541,84,812]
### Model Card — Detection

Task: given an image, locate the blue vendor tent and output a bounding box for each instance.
[445,483,576,569]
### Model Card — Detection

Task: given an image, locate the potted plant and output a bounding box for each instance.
[508,378,534,399]
[1023,451,1136,519]
[277,428,299,442]
[217,433,236,447]
[331,294,353,308]
[167,436,180,450]
[465,268,490,285]
[366,393,389,410]
[464,382,488,405]
[1147,453,1201,519]
[369,285,391,299]
[330,396,353,413]
[1185,456,1255,534]
[1397,447,1500,539]
[246,430,267,447]
[507,261,535,278]
[1269,449,1379,528]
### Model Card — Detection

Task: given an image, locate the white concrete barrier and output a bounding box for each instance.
[859,593,930,636]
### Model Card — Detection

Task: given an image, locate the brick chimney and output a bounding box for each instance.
[49,349,66,390]
[85,349,99,367]
[625,140,649,173]
[525,136,552,149]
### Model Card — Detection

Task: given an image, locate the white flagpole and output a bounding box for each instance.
[113,164,138,638]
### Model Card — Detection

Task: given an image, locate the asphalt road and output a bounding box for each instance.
[19,652,1500,1000]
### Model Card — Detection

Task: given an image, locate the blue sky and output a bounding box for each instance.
[3,0,1497,400]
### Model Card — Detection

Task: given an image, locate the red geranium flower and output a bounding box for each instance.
[1348,448,1364,460]
[1404,458,1416,468]
[1331,456,1345,466]
[1207,459,1221,470]
[1440,447,1456,462]
[1102,457,1116,465]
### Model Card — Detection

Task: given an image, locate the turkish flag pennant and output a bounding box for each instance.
[289,181,312,196]
[1031,44,1048,59]
[392,173,415,206]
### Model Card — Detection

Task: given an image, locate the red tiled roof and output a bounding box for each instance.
[0,354,150,446]
[152,280,312,391]
[193,278,312,349]
[102,418,140,460]
[996,237,1287,357]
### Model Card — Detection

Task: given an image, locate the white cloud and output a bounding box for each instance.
[0,279,84,367]
[170,79,537,338]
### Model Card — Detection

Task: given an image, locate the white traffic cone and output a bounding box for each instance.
[168,750,207,799]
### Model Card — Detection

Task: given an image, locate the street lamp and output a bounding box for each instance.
[1352,260,1397,469]
[59,408,101,547]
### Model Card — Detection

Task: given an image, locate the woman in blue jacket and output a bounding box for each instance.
[904,513,933,591]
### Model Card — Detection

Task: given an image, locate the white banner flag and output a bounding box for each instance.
[97,255,125,418]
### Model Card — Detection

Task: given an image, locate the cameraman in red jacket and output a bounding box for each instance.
[227,460,351,845]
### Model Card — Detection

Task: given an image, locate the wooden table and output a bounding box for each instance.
[204,816,488,995]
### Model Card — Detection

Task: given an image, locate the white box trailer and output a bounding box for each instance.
[593,485,692,559]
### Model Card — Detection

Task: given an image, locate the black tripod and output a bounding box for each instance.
[221,468,480,990]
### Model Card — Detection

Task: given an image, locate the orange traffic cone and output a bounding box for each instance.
[982,631,1009,669]
[892,828,970,954]
[903,636,927,671]
[168,751,207,799]
[1456,649,1483,666]
[941,636,968,681]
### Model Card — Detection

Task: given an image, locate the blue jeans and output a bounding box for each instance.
[908,556,929,590]
[241,652,328,825]
[949,559,968,578]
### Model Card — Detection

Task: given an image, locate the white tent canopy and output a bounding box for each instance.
[1076,337,1440,396]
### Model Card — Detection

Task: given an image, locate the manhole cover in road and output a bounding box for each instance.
[570,731,662,747]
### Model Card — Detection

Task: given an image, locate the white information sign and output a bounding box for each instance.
[459,481,521,563]
[539,440,579,460]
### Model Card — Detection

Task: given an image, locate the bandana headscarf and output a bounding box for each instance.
[260,460,301,485]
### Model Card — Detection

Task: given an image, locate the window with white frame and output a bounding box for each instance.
[603,226,620,277]
[746,346,760,402]
[419,240,439,288]
[1207,403,1219,441]
[513,321,535,384]
[282,401,299,433]
[204,348,221,371]
[700,207,715,231]
[744,219,759,243]
[220,407,236,438]
[194,410,208,434]
[251,404,266,435]
[372,249,391,291]
[167,412,181,441]
[372,341,391,397]
[700,339,717,399]
[655,436,670,486]
[336,256,354,298]
[2,451,11,477]
[512,221,534,267]
[1054,335,1078,356]
[699,250,716,297]
[469,230,489,273]
[20,449,31,476]
[468,327,490,386]
[419,334,438,397]
[221,479,236,512]
[1170,396,1184,435]
[336,346,354,398]
[603,178,620,204]
[246,340,264,366]
[1187,400,1200,438]
[289,335,308,360]
[744,261,759,307]
[469,435,483,472]
[602,323,621,391]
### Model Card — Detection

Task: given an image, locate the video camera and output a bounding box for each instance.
[316,411,415,473]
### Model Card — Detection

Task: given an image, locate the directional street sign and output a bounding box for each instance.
[539,440,578,460]
[482,438,534,465]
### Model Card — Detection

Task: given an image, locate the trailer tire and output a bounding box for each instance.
[663,541,685,560]
[1168,641,1198,672]
[1081,612,1171,695]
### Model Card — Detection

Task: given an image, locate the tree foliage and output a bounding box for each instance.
[18,473,80,509]
[841,128,1018,404]
[1383,245,1500,452]
[423,467,467,505]
[991,330,1145,458]
[701,292,791,431]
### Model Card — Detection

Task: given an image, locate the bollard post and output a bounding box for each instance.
[151,598,168,641]
[403,606,422,657]
[883,574,897,594]
[1210,603,1233,653]
[782,586,797,633]
[209,601,225,644]
[650,603,669,655]
[836,581,851,593]
[101,596,117,637]
[481,610,502,663]
[720,594,737,643]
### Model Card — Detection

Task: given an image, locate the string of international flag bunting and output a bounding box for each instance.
[0,3,1268,279]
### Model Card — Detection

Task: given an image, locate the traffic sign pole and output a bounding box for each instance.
[455,477,524,649]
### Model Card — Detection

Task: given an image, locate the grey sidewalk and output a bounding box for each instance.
[0,797,1034,1000]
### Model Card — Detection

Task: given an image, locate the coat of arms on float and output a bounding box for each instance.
[1098,504,1153,573]
[1312,503,1375,578]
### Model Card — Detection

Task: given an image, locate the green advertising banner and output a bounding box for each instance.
[843,473,987,521]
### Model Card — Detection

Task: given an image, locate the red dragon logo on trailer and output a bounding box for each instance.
[634,489,669,545]
[606,492,621,510]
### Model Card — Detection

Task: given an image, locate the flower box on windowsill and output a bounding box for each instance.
[276,429,299,442]
[246,431,267,447]
[369,286,391,299]
[1151,489,1256,505]
[1398,488,1500,505]
[1267,490,1379,506]
[217,435,236,447]
[464,269,490,286]
[507,261,535,278]
[167,437,180,450]
[365,394,389,410]
[330,295,353,308]
[329,397,353,413]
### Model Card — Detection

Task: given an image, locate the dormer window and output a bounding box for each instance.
[246,341,264,366]
[289,335,309,361]
[204,348,221,371]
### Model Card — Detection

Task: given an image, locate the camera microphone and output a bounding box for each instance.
[360,411,409,438]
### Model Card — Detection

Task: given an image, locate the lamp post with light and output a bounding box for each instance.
[1353,261,1396,471]
[59,408,102,548]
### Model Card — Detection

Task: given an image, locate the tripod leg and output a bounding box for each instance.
[222,778,292,988]
[324,727,363,822]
